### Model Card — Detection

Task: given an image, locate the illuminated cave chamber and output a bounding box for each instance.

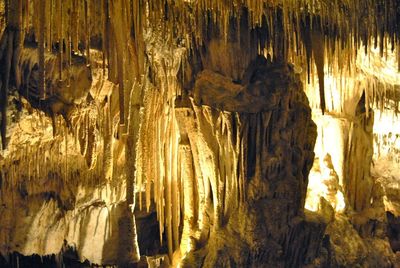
[0,0,400,267]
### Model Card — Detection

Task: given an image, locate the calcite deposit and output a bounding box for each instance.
[1,0,400,267]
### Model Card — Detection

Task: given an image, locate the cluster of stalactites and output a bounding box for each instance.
[303,44,400,118]
[0,103,112,196]
[101,0,400,77]
[145,0,400,114]
[4,0,400,127]
[8,0,143,98]
[0,0,147,150]
[136,90,243,260]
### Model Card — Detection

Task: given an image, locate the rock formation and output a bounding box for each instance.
[0,0,400,267]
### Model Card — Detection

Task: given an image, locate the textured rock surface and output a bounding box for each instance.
[137,55,322,267]
[0,48,144,265]
[305,91,398,266]
[1,1,400,267]
[371,109,400,257]
[0,105,130,265]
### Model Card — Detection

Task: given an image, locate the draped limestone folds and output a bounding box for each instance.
[2,0,400,267]
[304,86,396,266]
[0,69,149,265]
[137,56,323,266]
[1,0,400,149]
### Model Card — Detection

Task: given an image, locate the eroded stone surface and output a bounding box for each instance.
[149,58,321,267]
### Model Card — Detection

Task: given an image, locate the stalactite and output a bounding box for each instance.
[102,0,107,75]
[165,108,173,259]
[0,31,13,149]
[103,104,113,181]
[398,43,400,72]
[71,0,78,53]
[0,0,23,149]
[57,0,62,81]
[46,0,51,52]
[5,0,9,25]
[311,25,326,114]
[84,0,90,64]
[116,48,125,126]
[38,0,46,100]
[171,109,179,251]
[66,0,72,84]
[125,81,142,262]
[142,91,157,212]
[23,0,29,34]
[178,140,195,254]
[133,0,144,76]
[301,16,313,85]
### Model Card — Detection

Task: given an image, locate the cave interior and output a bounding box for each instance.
[1,0,400,267]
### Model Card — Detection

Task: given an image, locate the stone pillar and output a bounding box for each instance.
[179,58,323,267]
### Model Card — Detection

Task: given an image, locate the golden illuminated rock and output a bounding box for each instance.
[0,0,400,267]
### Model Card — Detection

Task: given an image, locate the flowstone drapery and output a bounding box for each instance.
[137,56,324,267]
